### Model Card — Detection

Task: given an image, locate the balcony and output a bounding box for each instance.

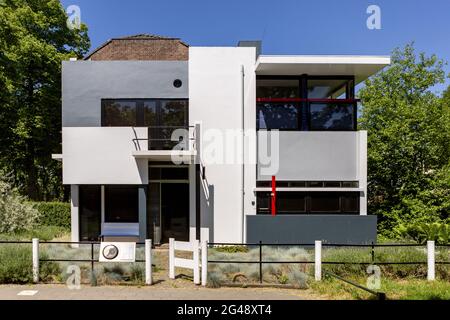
[131,125,198,162]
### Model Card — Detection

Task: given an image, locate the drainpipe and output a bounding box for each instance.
[241,65,245,243]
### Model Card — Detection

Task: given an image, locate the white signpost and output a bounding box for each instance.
[169,238,200,285]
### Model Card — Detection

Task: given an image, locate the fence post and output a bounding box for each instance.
[259,241,263,284]
[169,238,175,279]
[193,239,200,285]
[315,240,322,281]
[201,240,208,286]
[427,240,435,281]
[145,239,152,285]
[90,242,97,286]
[32,238,39,283]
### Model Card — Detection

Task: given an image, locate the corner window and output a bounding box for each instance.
[309,103,356,131]
[104,186,139,223]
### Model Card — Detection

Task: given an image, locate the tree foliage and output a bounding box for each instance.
[359,43,450,236]
[0,0,90,200]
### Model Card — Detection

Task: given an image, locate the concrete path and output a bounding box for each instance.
[0,284,323,300]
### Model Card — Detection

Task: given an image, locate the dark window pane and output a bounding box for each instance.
[342,193,359,212]
[342,181,359,188]
[257,192,271,214]
[79,185,101,241]
[149,167,161,180]
[308,181,323,187]
[105,186,139,223]
[102,100,137,126]
[277,193,306,214]
[160,100,188,127]
[324,181,341,187]
[143,100,157,126]
[307,79,348,99]
[310,193,340,212]
[257,79,299,98]
[161,167,189,180]
[257,103,299,129]
[310,103,355,130]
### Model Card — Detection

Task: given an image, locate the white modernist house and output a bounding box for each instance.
[56,34,390,245]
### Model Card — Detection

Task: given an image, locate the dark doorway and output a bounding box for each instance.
[161,183,189,242]
[79,185,101,241]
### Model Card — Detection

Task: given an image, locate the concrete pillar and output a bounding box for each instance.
[139,186,147,242]
[359,131,368,215]
[70,185,80,243]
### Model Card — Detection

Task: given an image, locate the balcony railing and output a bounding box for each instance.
[132,125,196,151]
[256,98,358,131]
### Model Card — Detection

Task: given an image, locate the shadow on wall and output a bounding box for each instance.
[200,172,214,243]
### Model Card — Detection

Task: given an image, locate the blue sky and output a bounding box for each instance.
[60,0,450,94]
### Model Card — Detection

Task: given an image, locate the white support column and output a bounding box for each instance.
[193,239,200,285]
[427,241,435,281]
[169,238,175,279]
[145,239,152,285]
[201,240,208,286]
[70,185,79,244]
[189,163,196,242]
[32,238,39,283]
[315,240,322,281]
[359,131,368,215]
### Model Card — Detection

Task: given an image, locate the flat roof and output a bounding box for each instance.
[256,55,391,84]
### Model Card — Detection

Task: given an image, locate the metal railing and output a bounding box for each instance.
[132,125,196,151]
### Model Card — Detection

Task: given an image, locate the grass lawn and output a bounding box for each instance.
[310,276,450,300]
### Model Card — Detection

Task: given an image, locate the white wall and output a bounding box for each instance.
[62,127,148,185]
[189,47,256,243]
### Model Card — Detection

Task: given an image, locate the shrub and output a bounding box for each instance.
[31,202,71,229]
[0,180,40,233]
[0,245,60,284]
[394,222,450,244]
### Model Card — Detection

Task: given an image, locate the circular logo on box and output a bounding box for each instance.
[102,245,119,260]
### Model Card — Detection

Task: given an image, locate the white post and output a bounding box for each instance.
[315,240,322,281]
[145,239,152,285]
[169,238,175,279]
[193,240,200,285]
[201,241,208,286]
[427,241,435,281]
[32,238,39,283]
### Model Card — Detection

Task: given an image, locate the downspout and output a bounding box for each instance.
[241,65,245,243]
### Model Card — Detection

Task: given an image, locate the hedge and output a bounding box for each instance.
[31,202,71,229]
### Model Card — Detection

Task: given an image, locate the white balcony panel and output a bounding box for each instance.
[62,127,148,184]
[258,131,365,181]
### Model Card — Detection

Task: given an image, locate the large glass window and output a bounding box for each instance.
[104,186,139,223]
[256,76,356,131]
[102,100,137,126]
[309,103,356,131]
[79,185,101,241]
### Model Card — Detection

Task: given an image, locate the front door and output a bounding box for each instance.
[161,183,189,242]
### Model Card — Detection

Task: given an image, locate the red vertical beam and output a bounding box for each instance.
[271,175,276,216]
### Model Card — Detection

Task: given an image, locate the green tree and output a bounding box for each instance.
[358,43,450,236]
[0,0,90,200]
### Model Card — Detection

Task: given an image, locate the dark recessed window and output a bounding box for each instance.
[173,79,182,88]
[79,185,101,241]
[102,100,137,126]
[104,186,139,223]
[256,191,360,214]
[310,193,340,213]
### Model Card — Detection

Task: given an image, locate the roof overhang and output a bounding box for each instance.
[256,55,391,84]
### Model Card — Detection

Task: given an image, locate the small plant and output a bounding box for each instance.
[278,274,288,284]
[207,271,223,288]
[287,270,308,289]
[215,245,249,253]
[129,265,144,283]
